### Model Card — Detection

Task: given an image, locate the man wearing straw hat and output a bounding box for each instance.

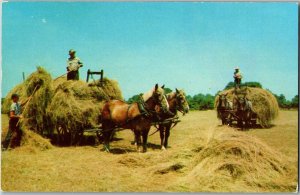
[67,49,83,80]
[2,94,25,150]
[233,66,243,88]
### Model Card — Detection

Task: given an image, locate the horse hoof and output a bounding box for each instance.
[137,146,142,153]
[161,146,166,151]
[103,145,110,153]
[102,148,110,153]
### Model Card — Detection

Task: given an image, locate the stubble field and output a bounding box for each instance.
[1,110,298,192]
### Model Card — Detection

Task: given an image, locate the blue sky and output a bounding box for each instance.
[2,2,298,100]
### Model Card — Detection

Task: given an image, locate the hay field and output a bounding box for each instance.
[1,110,298,192]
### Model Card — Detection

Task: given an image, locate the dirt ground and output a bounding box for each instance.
[1,110,298,192]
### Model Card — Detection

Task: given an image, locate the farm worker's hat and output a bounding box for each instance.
[11,93,19,99]
[69,49,76,55]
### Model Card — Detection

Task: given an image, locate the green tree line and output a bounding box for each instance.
[126,82,298,110]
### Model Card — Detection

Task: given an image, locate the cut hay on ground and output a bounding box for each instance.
[19,127,54,152]
[174,128,297,192]
[2,67,123,147]
[215,87,279,127]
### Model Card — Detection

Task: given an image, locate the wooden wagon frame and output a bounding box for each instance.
[221,109,258,127]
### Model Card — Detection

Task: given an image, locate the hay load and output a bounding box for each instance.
[215,87,279,127]
[2,67,123,147]
[2,67,53,134]
[176,129,297,192]
[2,67,54,150]
[23,67,53,134]
[47,78,122,145]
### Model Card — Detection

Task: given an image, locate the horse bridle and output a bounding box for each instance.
[138,93,168,117]
[174,93,188,114]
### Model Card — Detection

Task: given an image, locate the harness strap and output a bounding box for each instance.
[126,104,132,123]
[137,94,151,117]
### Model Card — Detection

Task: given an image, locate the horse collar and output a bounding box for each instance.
[138,94,151,116]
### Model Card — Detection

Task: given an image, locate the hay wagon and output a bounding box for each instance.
[225,109,258,127]
[215,87,279,128]
[83,116,181,143]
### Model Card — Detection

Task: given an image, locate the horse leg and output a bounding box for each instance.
[134,130,142,152]
[142,129,150,153]
[102,121,114,152]
[131,130,137,146]
[103,130,113,152]
[237,119,243,129]
[221,113,226,125]
[228,113,233,126]
[159,125,165,150]
[241,115,246,130]
[164,124,171,149]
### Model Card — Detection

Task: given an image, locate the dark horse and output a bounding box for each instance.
[158,89,189,150]
[217,93,233,125]
[235,95,254,129]
[101,84,169,153]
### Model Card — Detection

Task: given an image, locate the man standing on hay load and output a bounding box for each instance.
[66,49,83,80]
[2,94,27,150]
[233,66,243,89]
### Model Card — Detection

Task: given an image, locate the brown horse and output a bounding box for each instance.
[158,89,189,150]
[101,84,169,152]
[234,95,254,129]
[217,93,233,125]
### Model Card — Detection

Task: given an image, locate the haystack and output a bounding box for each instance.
[19,128,54,152]
[47,77,123,145]
[2,67,123,146]
[215,87,279,127]
[2,67,53,134]
[178,129,297,192]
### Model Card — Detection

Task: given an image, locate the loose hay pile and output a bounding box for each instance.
[23,67,53,134]
[2,67,53,133]
[215,87,279,127]
[175,128,297,192]
[2,67,123,147]
[47,79,122,145]
[18,128,54,153]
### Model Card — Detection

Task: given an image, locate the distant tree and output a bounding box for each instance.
[186,93,215,110]
[224,82,235,90]
[291,95,298,108]
[274,94,291,108]
[243,82,262,88]
[1,98,4,105]
[224,81,262,90]
[127,94,141,104]
[126,87,172,104]
[164,87,172,95]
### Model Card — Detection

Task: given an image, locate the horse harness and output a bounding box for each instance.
[137,94,154,117]
[122,94,158,125]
